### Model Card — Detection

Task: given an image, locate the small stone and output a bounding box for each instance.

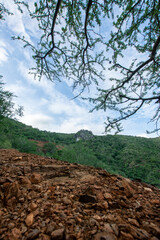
[94,232,117,240]
[120,231,134,240]
[8,223,15,229]
[110,224,119,237]
[46,222,56,234]
[103,201,109,209]
[11,228,22,239]
[0,209,3,216]
[151,199,159,204]
[96,192,104,201]
[30,202,37,211]
[26,229,40,239]
[128,218,139,227]
[7,196,17,207]
[51,228,65,240]
[93,215,102,221]
[19,176,31,186]
[21,224,27,233]
[104,192,112,200]
[13,156,22,161]
[6,181,21,200]
[62,197,72,205]
[144,187,152,192]
[41,234,51,240]
[104,223,113,233]
[25,213,34,227]
[30,173,42,184]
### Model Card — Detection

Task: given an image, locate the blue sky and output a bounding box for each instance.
[0,0,157,137]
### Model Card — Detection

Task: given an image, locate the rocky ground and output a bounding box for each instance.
[0,149,160,240]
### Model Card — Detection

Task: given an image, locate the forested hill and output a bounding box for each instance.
[0,118,160,188]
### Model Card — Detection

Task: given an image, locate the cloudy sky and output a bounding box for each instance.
[0,1,157,137]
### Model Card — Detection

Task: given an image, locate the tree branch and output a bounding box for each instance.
[83,0,92,64]
[106,100,144,131]
[35,0,62,60]
[50,0,62,46]
[103,35,160,103]
[120,95,160,102]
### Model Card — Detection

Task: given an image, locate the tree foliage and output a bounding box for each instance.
[8,0,160,133]
[0,3,12,20]
[0,77,23,120]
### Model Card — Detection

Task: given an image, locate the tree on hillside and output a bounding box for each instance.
[0,77,23,120]
[5,1,160,133]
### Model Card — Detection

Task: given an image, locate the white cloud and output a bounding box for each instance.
[1,0,32,42]
[22,113,54,130]
[0,48,8,64]
[137,133,150,138]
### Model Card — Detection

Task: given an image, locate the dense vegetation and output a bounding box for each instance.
[0,117,160,188]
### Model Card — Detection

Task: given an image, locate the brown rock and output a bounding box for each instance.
[104,223,113,233]
[51,228,65,240]
[149,223,160,237]
[94,232,117,240]
[26,229,41,239]
[8,223,15,229]
[150,199,160,204]
[21,224,27,233]
[19,176,31,186]
[41,234,51,240]
[25,213,34,227]
[117,179,135,197]
[30,173,42,184]
[104,192,112,200]
[128,218,139,227]
[30,202,38,211]
[144,187,152,192]
[9,228,22,239]
[102,201,109,209]
[46,222,56,234]
[120,231,134,240]
[6,181,21,200]
[96,192,104,201]
[110,224,119,237]
[7,196,17,207]
[13,156,22,161]
[62,197,72,205]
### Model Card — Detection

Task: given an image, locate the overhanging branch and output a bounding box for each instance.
[103,35,160,103]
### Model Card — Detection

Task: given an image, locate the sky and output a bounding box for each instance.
[0,0,157,137]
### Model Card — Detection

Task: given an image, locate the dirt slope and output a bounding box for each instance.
[0,149,160,240]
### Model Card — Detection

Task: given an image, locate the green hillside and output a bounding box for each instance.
[0,118,160,187]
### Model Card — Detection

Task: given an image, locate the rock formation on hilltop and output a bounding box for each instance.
[75,129,94,141]
[0,149,160,240]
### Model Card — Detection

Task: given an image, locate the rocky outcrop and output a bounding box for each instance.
[0,149,160,240]
[75,129,94,141]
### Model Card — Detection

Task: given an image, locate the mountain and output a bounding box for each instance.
[0,117,160,187]
[0,149,159,239]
